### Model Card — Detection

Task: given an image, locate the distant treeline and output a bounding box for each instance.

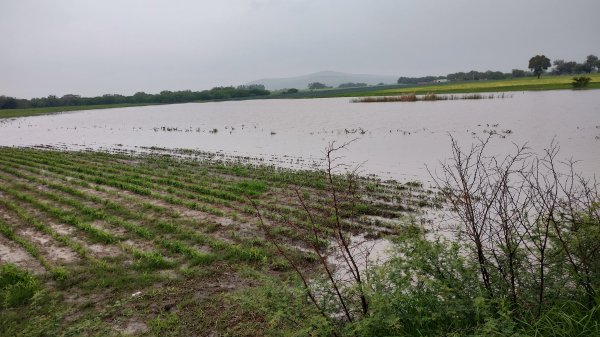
[552,55,599,75]
[397,76,445,84]
[0,84,270,110]
[337,82,368,88]
[397,70,532,84]
[398,55,599,84]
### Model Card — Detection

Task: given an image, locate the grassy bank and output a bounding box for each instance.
[0,103,160,119]
[347,73,600,97]
[0,147,431,336]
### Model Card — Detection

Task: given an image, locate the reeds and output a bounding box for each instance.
[352,92,512,103]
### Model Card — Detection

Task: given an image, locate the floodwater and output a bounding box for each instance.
[1,90,599,181]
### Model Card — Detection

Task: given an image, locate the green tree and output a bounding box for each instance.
[528,55,551,79]
[0,96,18,109]
[511,69,528,78]
[583,54,599,73]
[553,59,577,75]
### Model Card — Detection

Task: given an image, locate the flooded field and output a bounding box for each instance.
[1,90,599,181]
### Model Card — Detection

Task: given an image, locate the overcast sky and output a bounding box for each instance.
[1,0,599,98]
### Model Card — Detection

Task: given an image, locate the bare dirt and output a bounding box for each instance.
[0,235,44,273]
[18,228,79,263]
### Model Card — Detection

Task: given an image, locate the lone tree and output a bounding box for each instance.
[528,55,551,79]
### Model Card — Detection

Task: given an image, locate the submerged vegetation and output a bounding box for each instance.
[352,92,511,103]
[0,146,433,336]
[0,137,597,336]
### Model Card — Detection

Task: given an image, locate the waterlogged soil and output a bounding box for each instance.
[0,145,454,336]
[1,90,598,181]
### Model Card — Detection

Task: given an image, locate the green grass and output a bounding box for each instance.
[0,102,159,119]
[351,73,600,97]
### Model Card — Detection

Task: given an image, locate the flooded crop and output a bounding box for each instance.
[0,90,598,181]
[351,92,512,102]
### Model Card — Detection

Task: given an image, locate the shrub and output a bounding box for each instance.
[572,76,591,88]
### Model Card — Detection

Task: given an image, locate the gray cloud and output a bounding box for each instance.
[1,0,598,98]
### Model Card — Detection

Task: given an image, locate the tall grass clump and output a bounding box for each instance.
[132,250,173,270]
[0,264,42,308]
[352,93,417,102]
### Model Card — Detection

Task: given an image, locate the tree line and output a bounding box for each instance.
[398,54,599,84]
[528,54,599,78]
[397,71,519,84]
[0,84,270,110]
[552,54,599,75]
[307,82,370,90]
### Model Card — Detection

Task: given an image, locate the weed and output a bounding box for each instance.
[0,264,42,308]
[149,312,179,335]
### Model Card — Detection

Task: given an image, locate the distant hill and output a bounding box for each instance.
[246,71,398,90]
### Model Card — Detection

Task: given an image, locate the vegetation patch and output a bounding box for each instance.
[0,146,432,335]
[233,180,269,197]
[572,76,592,88]
[352,92,511,103]
[0,264,42,308]
[2,140,595,336]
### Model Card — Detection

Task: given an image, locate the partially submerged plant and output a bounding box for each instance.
[352,92,509,103]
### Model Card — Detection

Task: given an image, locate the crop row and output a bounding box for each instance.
[0,149,338,237]
[0,158,270,267]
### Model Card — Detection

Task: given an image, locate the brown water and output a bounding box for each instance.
[1,90,599,181]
